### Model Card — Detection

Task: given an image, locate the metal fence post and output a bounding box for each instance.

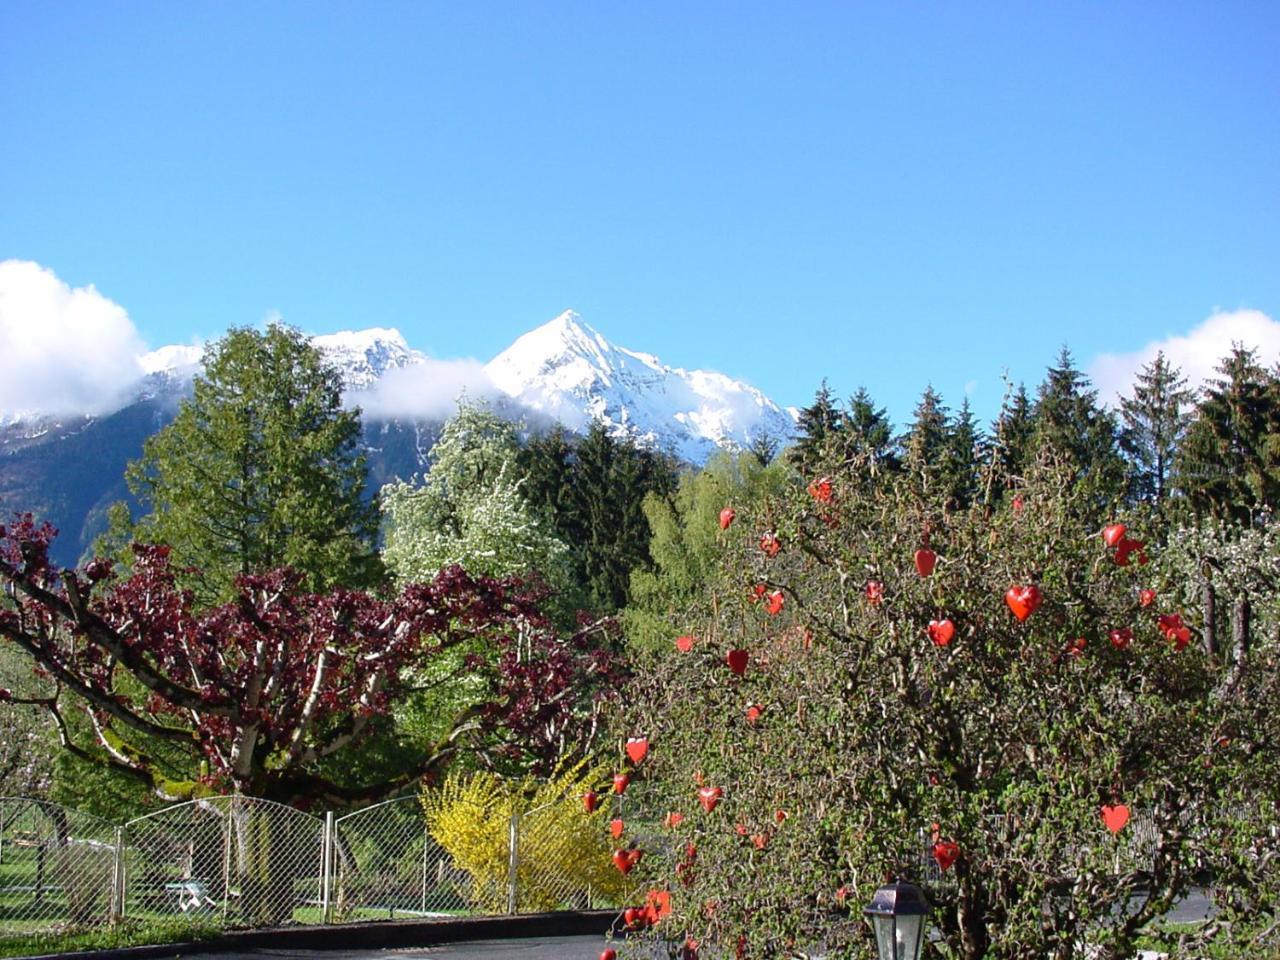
[110,825,125,923]
[506,808,521,915]
[321,811,335,924]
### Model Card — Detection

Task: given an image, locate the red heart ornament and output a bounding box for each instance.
[627,848,642,867]
[1139,589,1156,608]
[1012,495,1024,512]
[675,634,695,653]
[932,840,960,872]
[697,786,722,812]
[719,507,736,530]
[600,950,617,960]
[914,548,937,577]
[582,791,599,813]
[927,618,956,647]
[765,591,784,616]
[626,737,649,764]
[1103,523,1127,547]
[665,811,684,828]
[808,477,833,502]
[1101,804,1130,834]
[1005,585,1042,622]
[610,818,625,839]
[759,532,781,557]
[613,849,635,874]
[613,772,631,795]
[726,649,749,675]
[865,580,884,605]
[1109,628,1133,650]
[751,833,768,849]
[745,704,763,724]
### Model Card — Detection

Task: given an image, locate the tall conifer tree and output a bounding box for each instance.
[1118,351,1194,507]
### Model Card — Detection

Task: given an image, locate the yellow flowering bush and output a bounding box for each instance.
[420,760,632,913]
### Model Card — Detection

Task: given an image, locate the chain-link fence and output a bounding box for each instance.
[0,790,634,946]
[0,798,119,933]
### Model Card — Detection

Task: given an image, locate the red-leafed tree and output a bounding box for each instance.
[0,514,619,805]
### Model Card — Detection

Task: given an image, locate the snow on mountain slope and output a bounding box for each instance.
[35,313,792,464]
[485,311,796,462]
[310,327,426,391]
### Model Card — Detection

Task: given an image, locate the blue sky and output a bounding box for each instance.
[2,1,1277,427]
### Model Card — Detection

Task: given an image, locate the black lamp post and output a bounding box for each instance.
[864,879,931,960]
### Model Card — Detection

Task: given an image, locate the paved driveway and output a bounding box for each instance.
[171,937,619,960]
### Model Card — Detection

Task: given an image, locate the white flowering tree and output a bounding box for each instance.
[381,402,579,610]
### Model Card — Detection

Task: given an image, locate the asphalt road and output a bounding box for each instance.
[166,937,622,960]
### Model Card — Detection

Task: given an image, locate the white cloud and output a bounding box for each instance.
[348,357,501,421]
[0,260,149,417]
[1089,308,1280,406]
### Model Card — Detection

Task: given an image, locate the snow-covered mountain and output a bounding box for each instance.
[485,311,795,461]
[130,312,795,462]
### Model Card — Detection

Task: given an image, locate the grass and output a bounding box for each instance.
[0,918,222,959]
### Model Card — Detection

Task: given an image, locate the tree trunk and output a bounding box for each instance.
[1202,576,1217,657]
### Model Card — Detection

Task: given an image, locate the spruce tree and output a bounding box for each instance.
[902,385,951,498]
[944,397,982,509]
[1118,351,1194,508]
[846,387,898,472]
[789,380,843,469]
[122,324,380,604]
[1176,345,1280,520]
[991,383,1036,487]
[1031,348,1126,504]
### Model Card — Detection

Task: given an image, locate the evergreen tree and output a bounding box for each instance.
[1031,347,1126,504]
[901,385,950,498]
[746,430,781,466]
[845,387,899,472]
[991,383,1036,487]
[121,324,379,604]
[788,380,844,469]
[1118,351,1194,508]
[521,423,678,613]
[1176,345,1280,520]
[943,397,982,509]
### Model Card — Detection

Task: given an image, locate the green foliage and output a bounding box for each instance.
[1032,347,1126,508]
[1176,345,1280,521]
[617,449,1278,960]
[420,760,630,912]
[381,401,579,617]
[119,323,380,604]
[624,452,791,654]
[1119,351,1194,508]
[520,422,678,613]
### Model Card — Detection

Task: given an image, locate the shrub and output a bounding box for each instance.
[421,760,631,913]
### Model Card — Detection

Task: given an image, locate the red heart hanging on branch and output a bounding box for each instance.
[610,818,625,840]
[613,849,635,874]
[726,649,749,675]
[626,737,649,764]
[613,772,631,795]
[865,581,884,605]
[745,704,763,724]
[932,840,960,872]
[808,477,833,503]
[698,786,723,812]
[1103,523,1127,548]
[719,507,736,530]
[1005,585,1042,622]
[1101,804,1130,834]
[914,548,937,577]
[927,619,956,647]
[582,791,600,813]
[665,811,685,828]
[766,591,785,616]
[600,950,617,960]
[759,532,781,557]
[1139,589,1156,608]
[675,635,695,653]
[1109,628,1133,650]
